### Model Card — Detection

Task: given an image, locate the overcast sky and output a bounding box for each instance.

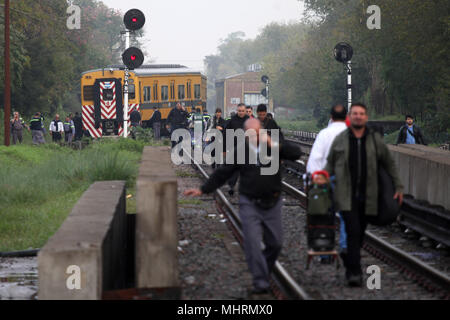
[98,0,304,70]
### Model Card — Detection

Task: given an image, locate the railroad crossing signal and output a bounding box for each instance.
[122,9,145,138]
[261,88,267,98]
[334,42,353,63]
[122,47,144,70]
[334,42,353,110]
[261,75,269,99]
[122,9,145,70]
[124,9,146,30]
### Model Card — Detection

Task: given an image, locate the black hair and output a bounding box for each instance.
[330,104,347,120]
[405,115,414,120]
[256,104,267,112]
[215,108,222,113]
[237,103,246,108]
[246,105,252,110]
[350,102,367,111]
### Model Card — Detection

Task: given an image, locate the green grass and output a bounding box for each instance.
[0,139,144,251]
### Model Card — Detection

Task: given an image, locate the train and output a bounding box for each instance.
[80,64,207,138]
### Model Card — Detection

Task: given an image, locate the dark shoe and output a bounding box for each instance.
[346,273,363,287]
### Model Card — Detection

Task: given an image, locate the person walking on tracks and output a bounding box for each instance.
[149,107,162,140]
[307,104,349,260]
[324,103,403,287]
[223,103,249,196]
[185,118,302,297]
[49,114,64,143]
[10,112,28,145]
[396,115,427,145]
[29,112,46,145]
[167,102,189,148]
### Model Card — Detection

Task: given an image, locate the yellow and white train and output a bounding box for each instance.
[80,64,207,138]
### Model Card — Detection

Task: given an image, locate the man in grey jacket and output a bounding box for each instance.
[325,103,403,287]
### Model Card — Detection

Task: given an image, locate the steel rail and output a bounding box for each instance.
[282,179,450,297]
[183,148,311,300]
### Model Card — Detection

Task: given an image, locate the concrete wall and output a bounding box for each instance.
[38,181,127,300]
[388,144,450,210]
[136,146,179,288]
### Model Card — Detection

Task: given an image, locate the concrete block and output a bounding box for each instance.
[388,145,450,210]
[38,181,127,300]
[136,146,179,288]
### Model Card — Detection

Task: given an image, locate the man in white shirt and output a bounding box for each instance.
[306,104,348,261]
[49,114,64,143]
[307,104,348,174]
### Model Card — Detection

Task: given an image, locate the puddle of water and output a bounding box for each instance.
[0,257,38,300]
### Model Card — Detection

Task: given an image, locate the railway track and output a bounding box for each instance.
[185,149,311,300]
[282,158,450,298]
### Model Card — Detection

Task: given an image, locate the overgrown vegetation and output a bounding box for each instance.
[205,0,449,143]
[0,138,145,251]
[0,0,144,118]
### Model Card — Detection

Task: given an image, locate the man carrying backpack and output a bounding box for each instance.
[396,115,427,145]
[49,114,64,143]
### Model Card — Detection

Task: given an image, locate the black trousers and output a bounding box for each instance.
[341,197,367,276]
[52,132,62,142]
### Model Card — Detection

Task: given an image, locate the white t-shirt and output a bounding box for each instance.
[306,121,347,174]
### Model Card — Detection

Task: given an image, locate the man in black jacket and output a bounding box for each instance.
[185,118,302,296]
[149,107,162,140]
[223,103,249,195]
[256,104,284,139]
[206,108,227,168]
[167,103,188,148]
[396,115,427,145]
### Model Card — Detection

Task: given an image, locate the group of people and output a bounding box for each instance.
[183,101,417,297]
[10,111,83,145]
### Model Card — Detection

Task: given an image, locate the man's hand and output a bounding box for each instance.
[394,192,403,206]
[216,126,223,131]
[184,189,202,197]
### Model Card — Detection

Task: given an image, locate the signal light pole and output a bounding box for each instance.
[122,9,145,138]
[334,42,353,110]
[3,0,10,146]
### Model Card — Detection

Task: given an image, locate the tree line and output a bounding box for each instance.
[205,0,449,142]
[0,0,144,120]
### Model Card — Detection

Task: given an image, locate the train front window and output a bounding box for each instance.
[194,84,201,99]
[103,89,114,101]
[83,85,94,101]
[178,85,185,100]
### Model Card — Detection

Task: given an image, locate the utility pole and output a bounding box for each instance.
[4,0,10,146]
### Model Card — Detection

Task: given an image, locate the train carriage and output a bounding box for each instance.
[80,64,207,138]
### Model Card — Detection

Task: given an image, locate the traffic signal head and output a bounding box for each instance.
[261,75,269,84]
[124,9,145,30]
[334,42,353,63]
[122,47,144,69]
[261,88,267,97]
